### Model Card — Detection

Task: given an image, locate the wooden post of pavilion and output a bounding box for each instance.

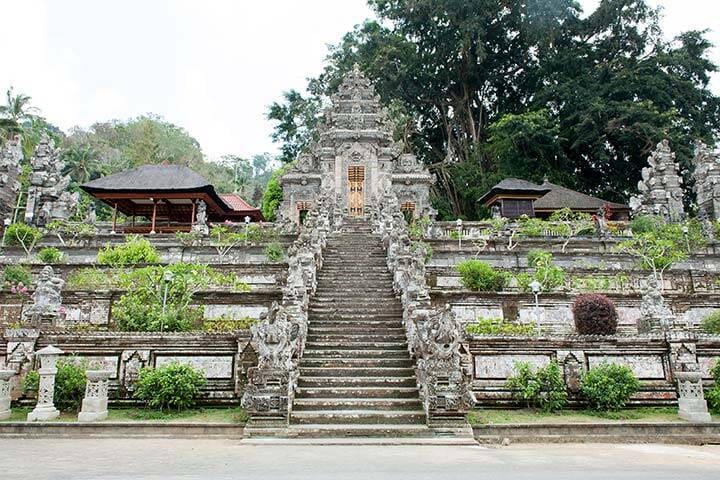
[190,200,196,229]
[110,203,118,234]
[150,198,157,235]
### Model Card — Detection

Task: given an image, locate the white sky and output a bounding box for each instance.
[0,0,718,161]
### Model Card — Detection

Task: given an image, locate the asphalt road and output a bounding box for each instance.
[2,439,719,480]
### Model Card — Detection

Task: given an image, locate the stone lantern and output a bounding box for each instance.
[0,370,14,420]
[78,370,113,422]
[27,345,63,422]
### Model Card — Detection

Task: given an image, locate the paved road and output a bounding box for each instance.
[1,439,719,480]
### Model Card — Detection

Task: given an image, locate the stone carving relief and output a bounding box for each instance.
[120,350,150,396]
[22,266,64,326]
[638,275,673,333]
[692,141,720,221]
[0,136,22,220]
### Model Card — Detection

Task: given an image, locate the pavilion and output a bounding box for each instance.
[81,164,263,233]
[479,177,630,220]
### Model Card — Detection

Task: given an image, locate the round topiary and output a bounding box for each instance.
[572,294,618,335]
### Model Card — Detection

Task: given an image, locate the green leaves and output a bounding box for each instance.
[506,360,568,412]
[457,260,509,291]
[97,235,161,267]
[581,362,640,412]
[134,362,206,412]
[465,317,537,336]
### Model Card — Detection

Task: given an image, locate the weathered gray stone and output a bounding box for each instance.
[675,371,712,423]
[629,139,685,221]
[0,370,13,420]
[22,265,64,326]
[692,141,720,221]
[27,345,63,422]
[0,136,22,221]
[78,370,112,422]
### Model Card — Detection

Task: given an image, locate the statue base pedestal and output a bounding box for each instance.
[678,398,712,423]
[27,405,59,422]
[78,410,108,422]
[0,408,10,420]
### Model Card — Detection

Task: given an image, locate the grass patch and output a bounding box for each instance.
[1,407,248,424]
[467,407,700,425]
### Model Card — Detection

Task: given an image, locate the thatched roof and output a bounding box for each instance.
[82,164,214,192]
[533,180,628,212]
[478,178,551,205]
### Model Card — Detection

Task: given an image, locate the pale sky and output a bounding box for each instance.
[1,0,718,161]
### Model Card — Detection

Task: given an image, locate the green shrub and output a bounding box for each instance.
[4,223,42,256]
[113,263,247,332]
[23,358,87,411]
[37,246,64,264]
[46,220,97,246]
[97,235,160,267]
[202,316,256,332]
[264,242,284,262]
[134,362,206,411]
[2,264,32,288]
[629,215,665,235]
[505,360,568,412]
[66,268,120,290]
[701,311,720,335]
[516,250,565,292]
[456,260,508,291]
[581,362,640,411]
[706,360,720,414]
[465,317,537,336]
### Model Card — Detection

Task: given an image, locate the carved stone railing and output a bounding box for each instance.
[241,192,337,428]
[371,190,473,427]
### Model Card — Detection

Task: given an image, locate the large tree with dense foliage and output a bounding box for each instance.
[268,0,720,219]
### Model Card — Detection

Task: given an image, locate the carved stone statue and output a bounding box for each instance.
[22,266,65,326]
[0,135,22,220]
[191,200,209,235]
[638,275,673,333]
[629,139,685,222]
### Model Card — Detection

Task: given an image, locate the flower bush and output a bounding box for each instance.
[456,260,509,291]
[506,360,568,412]
[572,294,618,335]
[581,362,640,411]
[134,362,206,411]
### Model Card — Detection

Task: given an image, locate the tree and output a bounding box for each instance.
[62,144,105,187]
[269,0,720,219]
[261,166,288,221]
[267,90,322,163]
[0,87,35,141]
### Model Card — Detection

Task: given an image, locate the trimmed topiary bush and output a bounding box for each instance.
[456,260,508,291]
[134,362,206,411]
[572,294,618,335]
[581,362,640,411]
[701,311,720,335]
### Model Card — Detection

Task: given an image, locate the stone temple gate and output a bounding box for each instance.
[279,65,435,224]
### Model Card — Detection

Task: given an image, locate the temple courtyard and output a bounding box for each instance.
[1,439,718,480]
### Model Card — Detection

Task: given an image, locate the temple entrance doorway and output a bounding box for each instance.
[348,165,365,217]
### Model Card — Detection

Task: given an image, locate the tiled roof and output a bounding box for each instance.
[220,193,256,211]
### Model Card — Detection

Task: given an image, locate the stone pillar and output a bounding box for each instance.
[0,370,14,420]
[27,345,63,422]
[78,370,112,422]
[675,372,712,423]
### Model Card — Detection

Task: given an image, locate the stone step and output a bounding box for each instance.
[303,341,408,351]
[291,410,426,425]
[302,349,409,358]
[277,424,434,439]
[292,398,422,411]
[307,331,406,344]
[300,367,415,377]
[309,326,406,334]
[309,307,403,314]
[300,358,414,369]
[298,376,417,388]
[296,386,420,399]
[308,317,402,324]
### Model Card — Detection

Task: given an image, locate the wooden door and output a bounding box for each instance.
[348,166,365,217]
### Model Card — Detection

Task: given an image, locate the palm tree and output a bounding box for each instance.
[0,88,36,138]
[62,144,105,186]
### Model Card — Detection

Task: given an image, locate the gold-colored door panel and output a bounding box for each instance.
[348,166,365,217]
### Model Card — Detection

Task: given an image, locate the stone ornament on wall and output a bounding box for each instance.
[629,139,685,221]
[120,350,150,396]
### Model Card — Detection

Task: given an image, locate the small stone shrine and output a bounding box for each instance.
[279,64,435,224]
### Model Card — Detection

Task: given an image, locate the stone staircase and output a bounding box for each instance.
[288,218,430,437]
[281,217,474,444]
